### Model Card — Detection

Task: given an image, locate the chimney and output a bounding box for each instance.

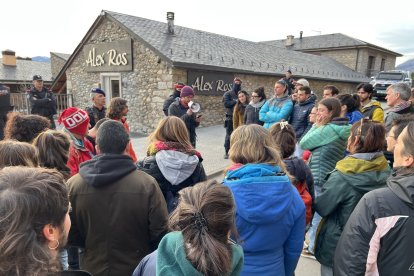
[2,50,16,66]
[300,31,303,39]
[285,35,294,46]
[167,12,174,34]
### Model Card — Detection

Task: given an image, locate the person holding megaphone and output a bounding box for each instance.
[168,85,201,147]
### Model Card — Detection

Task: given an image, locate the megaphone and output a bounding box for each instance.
[188,101,200,113]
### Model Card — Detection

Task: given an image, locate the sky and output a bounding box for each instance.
[2,0,414,65]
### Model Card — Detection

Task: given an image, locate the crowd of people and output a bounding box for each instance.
[0,73,414,276]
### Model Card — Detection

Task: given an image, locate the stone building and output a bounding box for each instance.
[52,10,375,134]
[262,33,402,77]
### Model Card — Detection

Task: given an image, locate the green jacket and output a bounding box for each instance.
[157,232,244,276]
[300,122,351,187]
[314,153,391,267]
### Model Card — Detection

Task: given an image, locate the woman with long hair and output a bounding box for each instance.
[299,97,351,258]
[269,121,314,227]
[313,119,390,275]
[223,124,305,275]
[337,93,363,124]
[137,116,206,212]
[33,130,71,180]
[232,90,249,130]
[133,180,244,276]
[106,97,137,162]
[244,87,266,125]
[0,140,39,169]
[0,167,73,275]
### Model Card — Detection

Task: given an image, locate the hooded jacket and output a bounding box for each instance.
[259,95,293,129]
[133,232,244,276]
[300,121,351,187]
[334,167,414,276]
[314,152,390,267]
[137,147,207,212]
[360,100,384,122]
[346,110,364,124]
[223,164,305,276]
[67,154,168,276]
[168,98,199,147]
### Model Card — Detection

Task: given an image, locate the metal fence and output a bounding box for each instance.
[10,93,73,116]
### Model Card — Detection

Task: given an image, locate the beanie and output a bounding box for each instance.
[58,107,90,136]
[180,86,195,98]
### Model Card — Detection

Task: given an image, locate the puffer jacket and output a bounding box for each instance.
[334,167,414,276]
[314,152,390,267]
[223,163,305,276]
[300,120,351,187]
[259,95,293,129]
[289,96,315,140]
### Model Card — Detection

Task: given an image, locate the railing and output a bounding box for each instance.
[10,93,73,116]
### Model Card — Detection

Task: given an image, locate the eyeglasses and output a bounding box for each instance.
[251,95,260,98]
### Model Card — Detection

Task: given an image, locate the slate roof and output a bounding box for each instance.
[0,59,52,83]
[104,11,369,83]
[51,52,71,61]
[260,33,402,56]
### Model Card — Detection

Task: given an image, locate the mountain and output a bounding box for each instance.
[32,56,51,63]
[396,59,414,72]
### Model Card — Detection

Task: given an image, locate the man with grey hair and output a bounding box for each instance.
[67,120,168,275]
[384,82,414,132]
[85,87,106,128]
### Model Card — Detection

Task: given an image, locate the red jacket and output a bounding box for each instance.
[67,138,95,176]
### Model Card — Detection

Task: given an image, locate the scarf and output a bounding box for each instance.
[147,141,202,159]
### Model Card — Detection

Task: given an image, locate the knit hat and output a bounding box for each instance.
[180,86,195,98]
[296,78,309,87]
[90,87,105,96]
[58,107,90,136]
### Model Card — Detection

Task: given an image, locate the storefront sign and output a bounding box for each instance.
[84,39,132,72]
[188,71,234,95]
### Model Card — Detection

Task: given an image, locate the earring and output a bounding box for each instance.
[48,239,59,250]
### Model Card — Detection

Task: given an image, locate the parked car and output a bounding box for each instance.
[370,70,412,99]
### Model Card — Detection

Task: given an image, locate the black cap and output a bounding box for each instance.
[33,75,43,81]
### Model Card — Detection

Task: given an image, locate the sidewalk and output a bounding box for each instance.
[131,124,231,178]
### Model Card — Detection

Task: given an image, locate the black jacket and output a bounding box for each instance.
[85,106,106,128]
[163,90,180,116]
[244,100,265,125]
[222,90,238,116]
[334,167,414,276]
[289,95,316,140]
[27,87,57,116]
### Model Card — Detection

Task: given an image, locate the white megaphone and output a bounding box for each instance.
[188,101,200,113]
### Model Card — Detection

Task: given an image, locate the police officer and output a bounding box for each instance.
[27,75,57,129]
[85,87,106,128]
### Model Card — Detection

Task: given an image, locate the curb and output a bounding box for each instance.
[207,167,227,181]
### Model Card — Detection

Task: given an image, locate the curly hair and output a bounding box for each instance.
[4,112,50,143]
[0,167,69,275]
[106,97,127,120]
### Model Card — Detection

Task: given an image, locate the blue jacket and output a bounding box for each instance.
[346,110,364,124]
[223,164,305,276]
[289,96,316,140]
[259,95,293,129]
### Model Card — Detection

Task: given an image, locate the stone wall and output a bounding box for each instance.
[312,49,358,72]
[50,54,67,79]
[66,18,372,135]
[66,18,171,134]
